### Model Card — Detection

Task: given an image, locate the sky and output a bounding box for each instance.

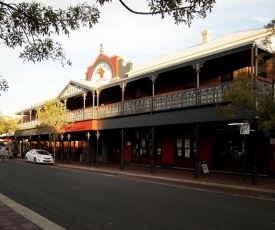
[0,0,275,116]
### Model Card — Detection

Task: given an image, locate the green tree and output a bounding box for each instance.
[217,74,275,135]
[217,20,275,135]
[36,99,73,163]
[0,115,18,137]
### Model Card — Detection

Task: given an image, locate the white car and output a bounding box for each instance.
[25,149,54,165]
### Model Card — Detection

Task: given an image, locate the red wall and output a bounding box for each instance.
[62,121,92,132]
[162,138,175,165]
[124,139,132,162]
[199,138,212,167]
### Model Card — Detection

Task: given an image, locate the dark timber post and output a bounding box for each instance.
[60,134,64,163]
[96,130,100,167]
[86,132,91,166]
[194,124,200,179]
[151,127,155,174]
[150,74,157,112]
[67,133,71,164]
[121,128,124,170]
[243,134,247,183]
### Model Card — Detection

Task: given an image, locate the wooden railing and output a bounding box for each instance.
[18,82,229,129]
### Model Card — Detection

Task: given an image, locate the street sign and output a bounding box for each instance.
[240,124,250,135]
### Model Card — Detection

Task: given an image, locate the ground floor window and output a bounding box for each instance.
[176,138,194,158]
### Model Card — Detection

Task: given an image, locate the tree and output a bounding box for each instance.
[0,115,18,137]
[98,0,216,25]
[217,74,275,135]
[257,19,275,80]
[217,20,275,136]
[0,76,9,95]
[36,99,73,163]
[0,0,215,66]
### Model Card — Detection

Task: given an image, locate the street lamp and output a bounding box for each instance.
[86,132,91,166]
[67,134,71,164]
[60,134,64,163]
[95,131,100,167]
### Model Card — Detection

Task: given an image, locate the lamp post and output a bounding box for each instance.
[67,134,71,164]
[86,132,91,166]
[95,131,100,167]
[60,134,64,163]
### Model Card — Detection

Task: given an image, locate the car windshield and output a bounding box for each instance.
[36,150,50,155]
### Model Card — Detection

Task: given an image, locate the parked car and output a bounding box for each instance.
[0,146,13,159]
[25,149,54,165]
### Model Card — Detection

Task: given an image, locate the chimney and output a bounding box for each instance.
[201,30,212,44]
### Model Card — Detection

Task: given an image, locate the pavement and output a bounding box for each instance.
[1,158,275,229]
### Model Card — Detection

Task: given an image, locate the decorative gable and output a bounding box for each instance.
[59,84,87,99]
[85,44,133,82]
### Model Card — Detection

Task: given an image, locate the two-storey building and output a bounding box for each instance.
[12,28,275,176]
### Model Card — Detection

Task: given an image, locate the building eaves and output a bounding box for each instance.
[128,28,269,78]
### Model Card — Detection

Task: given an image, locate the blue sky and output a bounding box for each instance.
[0,0,275,115]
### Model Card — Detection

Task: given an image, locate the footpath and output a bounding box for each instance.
[1,158,275,229]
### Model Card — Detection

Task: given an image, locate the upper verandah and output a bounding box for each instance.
[13,28,273,115]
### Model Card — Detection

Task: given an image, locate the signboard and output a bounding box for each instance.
[98,155,104,163]
[201,163,209,174]
[240,124,250,135]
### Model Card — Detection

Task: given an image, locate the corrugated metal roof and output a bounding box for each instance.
[128,28,269,78]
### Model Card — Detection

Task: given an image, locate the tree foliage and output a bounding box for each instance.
[36,99,72,135]
[257,19,275,78]
[0,76,9,95]
[217,20,275,135]
[98,0,216,25]
[0,115,18,136]
[0,1,100,66]
[36,99,73,161]
[217,75,275,135]
[0,0,215,66]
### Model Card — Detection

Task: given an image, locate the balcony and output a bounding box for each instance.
[18,82,229,129]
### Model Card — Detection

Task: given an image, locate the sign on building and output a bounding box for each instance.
[240,123,250,135]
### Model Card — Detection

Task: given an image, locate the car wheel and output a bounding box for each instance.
[25,157,28,163]
[34,158,37,164]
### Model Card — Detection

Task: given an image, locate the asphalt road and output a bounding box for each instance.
[0,161,275,230]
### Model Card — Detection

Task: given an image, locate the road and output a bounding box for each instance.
[0,161,275,230]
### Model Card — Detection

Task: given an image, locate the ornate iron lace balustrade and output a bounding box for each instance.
[94,83,228,119]
[18,83,229,127]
